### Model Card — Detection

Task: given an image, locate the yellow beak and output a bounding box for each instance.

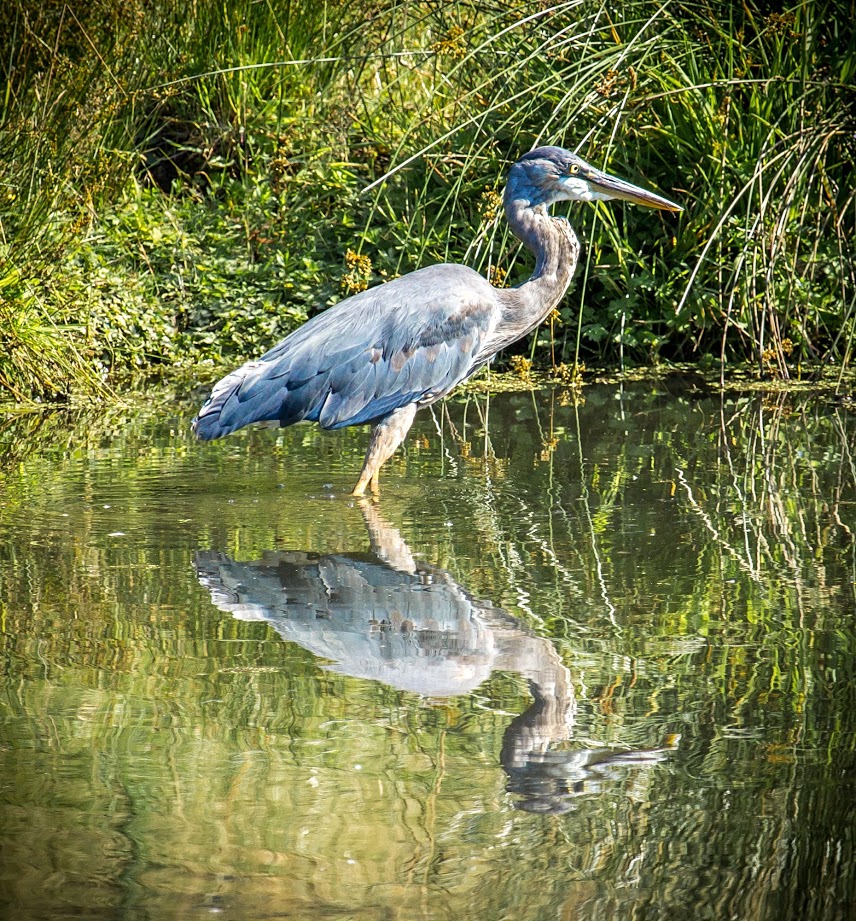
[588,169,682,212]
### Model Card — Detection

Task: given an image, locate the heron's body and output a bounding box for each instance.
[193,146,680,494]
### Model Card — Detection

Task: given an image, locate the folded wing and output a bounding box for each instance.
[192,264,498,440]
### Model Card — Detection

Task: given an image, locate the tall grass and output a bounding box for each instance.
[356,0,854,375]
[1,1,853,401]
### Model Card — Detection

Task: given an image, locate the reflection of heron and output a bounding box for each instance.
[193,147,681,494]
[194,503,677,813]
[195,502,574,702]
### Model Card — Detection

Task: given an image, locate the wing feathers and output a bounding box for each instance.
[192,265,498,441]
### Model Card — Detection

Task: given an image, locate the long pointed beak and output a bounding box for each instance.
[589,169,682,212]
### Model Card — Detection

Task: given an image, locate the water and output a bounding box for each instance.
[1,381,854,920]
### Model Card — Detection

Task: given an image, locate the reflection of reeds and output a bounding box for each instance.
[1,384,855,918]
[707,391,856,595]
[431,385,854,715]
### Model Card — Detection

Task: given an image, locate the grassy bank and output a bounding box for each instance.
[1,0,853,402]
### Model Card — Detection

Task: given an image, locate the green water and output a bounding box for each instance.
[1,382,854,920]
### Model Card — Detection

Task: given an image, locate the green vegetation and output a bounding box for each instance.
[1,0,854,402]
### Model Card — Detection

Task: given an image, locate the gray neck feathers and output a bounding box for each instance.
[497,174,580,343]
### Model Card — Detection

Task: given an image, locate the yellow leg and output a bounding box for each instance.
[351,404,417,497]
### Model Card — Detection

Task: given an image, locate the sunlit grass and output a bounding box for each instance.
[0,0,853,400]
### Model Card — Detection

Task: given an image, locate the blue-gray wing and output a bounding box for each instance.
[192,264,499,440]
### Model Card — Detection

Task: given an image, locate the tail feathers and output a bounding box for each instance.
[192,361,284,441]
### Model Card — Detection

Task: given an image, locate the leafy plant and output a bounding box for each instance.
[0,1,853,400]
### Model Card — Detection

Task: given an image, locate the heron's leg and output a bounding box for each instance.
[352,404,418,497]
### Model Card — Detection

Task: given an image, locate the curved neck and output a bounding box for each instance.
[498,190,580,340]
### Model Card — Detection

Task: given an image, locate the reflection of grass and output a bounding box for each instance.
[1,383,855,916]
[429,385,855,745]
[1,381,854,729]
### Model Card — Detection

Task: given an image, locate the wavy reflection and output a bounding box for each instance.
[195,502,675,813]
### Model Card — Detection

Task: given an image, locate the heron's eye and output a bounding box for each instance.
[569,164,580,175]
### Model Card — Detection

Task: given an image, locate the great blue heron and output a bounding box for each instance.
[192,146,681,494]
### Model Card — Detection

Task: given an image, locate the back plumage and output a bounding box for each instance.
[191,264,498,441]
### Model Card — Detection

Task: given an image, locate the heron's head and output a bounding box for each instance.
[508,146,682,212]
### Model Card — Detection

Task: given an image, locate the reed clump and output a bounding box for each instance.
[1,0,853,401]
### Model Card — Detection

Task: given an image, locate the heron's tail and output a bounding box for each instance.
[192,361,281,440]
[191,373,240,440]
[191,407,230,441]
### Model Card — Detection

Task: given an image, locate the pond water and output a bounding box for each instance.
[1,381,854,920]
